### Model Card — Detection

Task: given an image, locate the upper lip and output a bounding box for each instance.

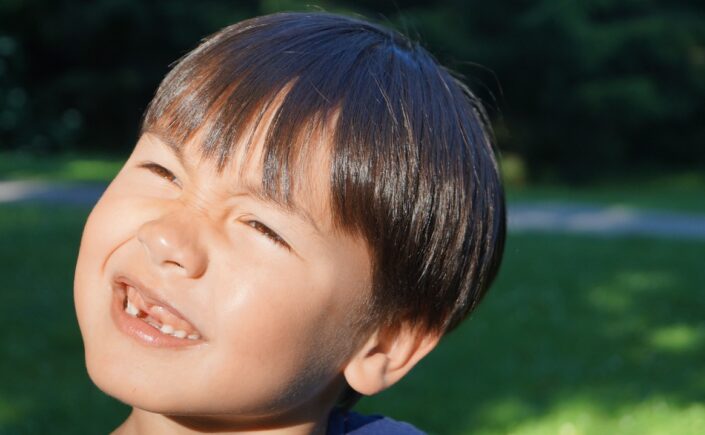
[112,273,203,337]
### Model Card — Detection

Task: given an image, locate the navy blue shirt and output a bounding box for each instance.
[326,408,426,434]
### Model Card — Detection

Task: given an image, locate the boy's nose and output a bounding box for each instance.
[137,211,209,278]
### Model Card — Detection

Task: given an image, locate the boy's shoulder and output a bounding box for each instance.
[327,407,427,434]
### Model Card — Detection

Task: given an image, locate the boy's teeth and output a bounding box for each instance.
[135,314,199,340]
[146,318,161,329]
[125,300,139,317]
[122,286,201,340]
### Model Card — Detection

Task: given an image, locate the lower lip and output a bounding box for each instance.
[110,287,204,348]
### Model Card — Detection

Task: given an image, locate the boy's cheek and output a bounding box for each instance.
[80,179,170,253]
[74,184,155,333]
[77,194,133,267]
[74,194,120,328]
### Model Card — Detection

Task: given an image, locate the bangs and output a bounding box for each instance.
[140,12,380,211]
[140,12,506,334]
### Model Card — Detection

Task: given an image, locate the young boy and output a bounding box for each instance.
[73,11,506,435]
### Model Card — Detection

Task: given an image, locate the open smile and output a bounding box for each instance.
[110,275,206,348]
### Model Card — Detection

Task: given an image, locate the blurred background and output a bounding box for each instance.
[1,1,703,434]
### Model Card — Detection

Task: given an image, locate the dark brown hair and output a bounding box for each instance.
[141,11,506,337]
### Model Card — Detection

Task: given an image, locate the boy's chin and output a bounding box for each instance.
[85,358,338,426]
[84,357,195,415]
[92,374,330,433]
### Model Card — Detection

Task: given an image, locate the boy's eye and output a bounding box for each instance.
[138,162,180,186]
[247,220,291,250]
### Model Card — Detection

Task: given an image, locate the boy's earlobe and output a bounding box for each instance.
[343,325,440,396]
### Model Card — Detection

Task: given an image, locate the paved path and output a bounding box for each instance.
[508,201,705,240]
[2,180,704,240]
[0,180,106,206]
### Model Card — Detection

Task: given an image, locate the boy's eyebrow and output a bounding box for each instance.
[146,130,188,168]
[234,178,323,235]
[146,130,323,235]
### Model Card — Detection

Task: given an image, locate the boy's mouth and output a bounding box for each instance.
[113,275,203,341]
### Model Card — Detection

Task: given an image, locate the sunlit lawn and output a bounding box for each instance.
[506,171,705,214]
[0,203,703,434]
[0,151,123,183]
[360,231,705,434]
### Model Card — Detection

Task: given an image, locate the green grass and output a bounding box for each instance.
[0,151,124,183]
[505,171,705,214]
[358,233,705,434]
[1,206,704,434]
[0,205,129,434]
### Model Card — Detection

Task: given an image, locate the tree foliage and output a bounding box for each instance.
[1,0,703,182]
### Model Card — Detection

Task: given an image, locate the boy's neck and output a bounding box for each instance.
[111,407,332,435]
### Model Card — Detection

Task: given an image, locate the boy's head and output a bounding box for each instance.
[74,11,505,430]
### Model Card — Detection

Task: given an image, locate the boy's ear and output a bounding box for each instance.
[343,324,440,396]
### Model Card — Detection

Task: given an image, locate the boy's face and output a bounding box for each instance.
[74,124,372,422]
